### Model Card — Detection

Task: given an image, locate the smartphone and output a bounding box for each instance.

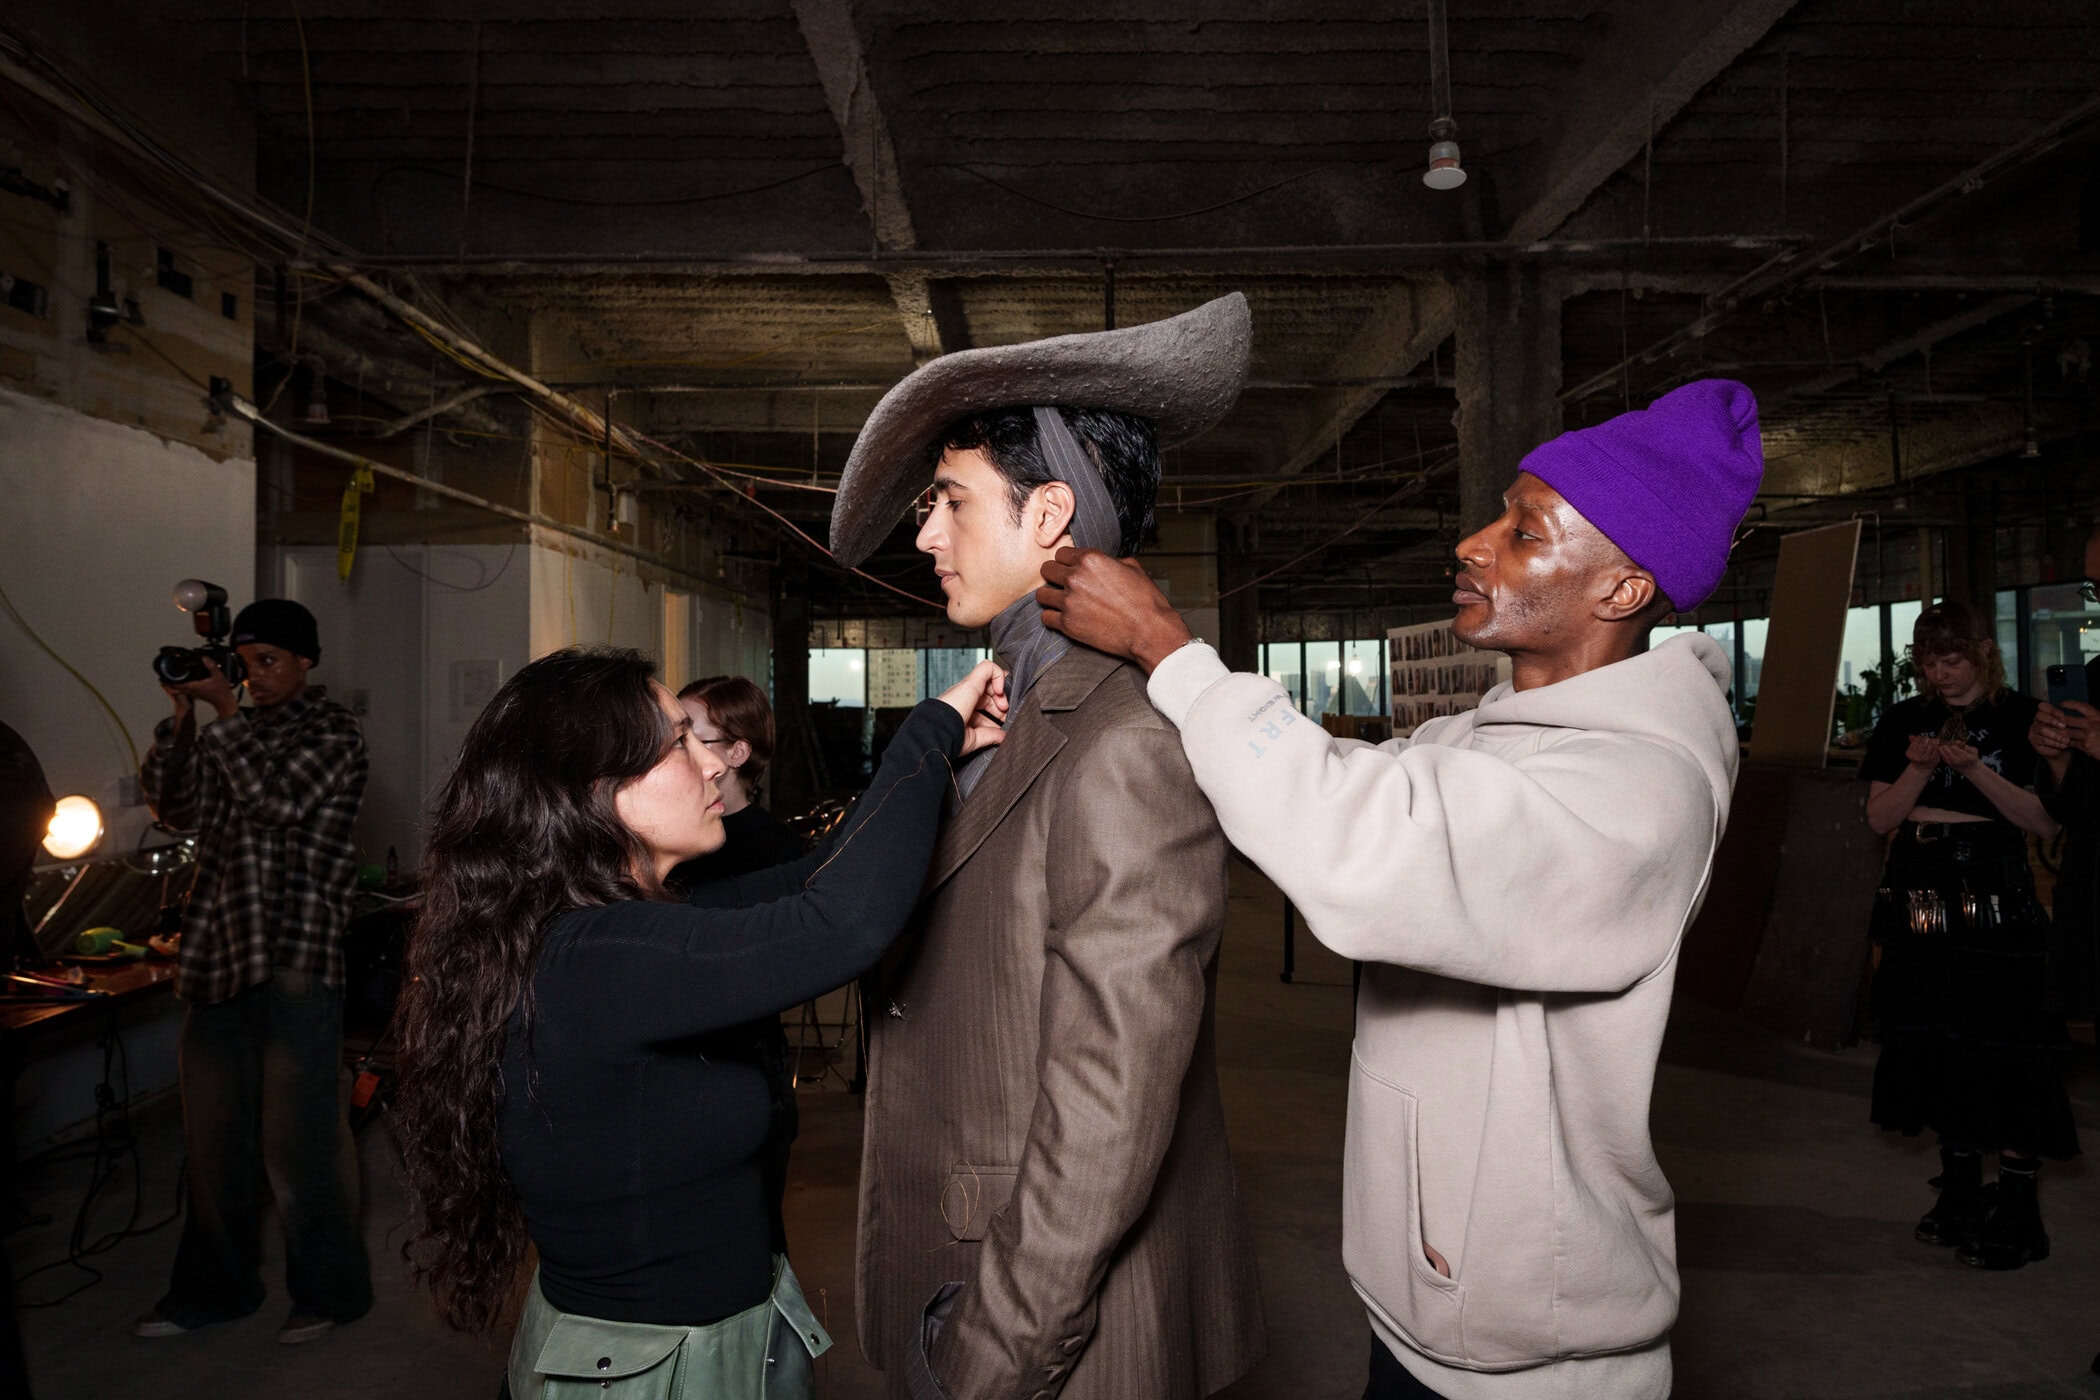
[2048,662,2092,708]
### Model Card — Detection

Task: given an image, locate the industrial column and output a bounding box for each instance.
[1454,265,1564,535]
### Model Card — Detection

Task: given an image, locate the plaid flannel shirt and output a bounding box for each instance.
[141,688,368,1005]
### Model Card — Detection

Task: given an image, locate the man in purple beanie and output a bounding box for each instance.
[1039,378,1763,1400]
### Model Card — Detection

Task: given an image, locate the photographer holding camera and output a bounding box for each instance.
[133,598,374,1346]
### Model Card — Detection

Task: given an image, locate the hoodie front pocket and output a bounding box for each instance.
[1341,1053,1466,1362]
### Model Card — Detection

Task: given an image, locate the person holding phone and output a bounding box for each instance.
[1861,600,2070,1272]
[2033,532,2100,1024]
[2031,529,2100,1378]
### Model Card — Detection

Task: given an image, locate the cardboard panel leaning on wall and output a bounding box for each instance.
[1749,521,1863,770]
[0,388,255,845]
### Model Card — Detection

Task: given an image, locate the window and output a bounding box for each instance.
[1994,590,2019,687]
[1838,605,1884,694]
[808,648,866,706]
[1341,639,1386,716]
[918,647,992,700]
[1304,641,1342,717]
[1739,618,1768,702]
[1261,643,1304,708]
[2026,582,2100,698]
[1888,599,1923,658]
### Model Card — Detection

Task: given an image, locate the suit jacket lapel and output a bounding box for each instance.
[923,646,1124,893]
[925,698,1063,892]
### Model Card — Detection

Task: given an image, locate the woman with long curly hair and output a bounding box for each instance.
[394,645,1004,1397]
[1861,600,2071,1271]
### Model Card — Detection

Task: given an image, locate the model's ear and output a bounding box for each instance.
[727,739,752,771]
[1597,568,1661,623]
[1030,481,1078,548]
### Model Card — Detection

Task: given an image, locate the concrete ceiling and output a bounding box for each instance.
[133,0,2100,613]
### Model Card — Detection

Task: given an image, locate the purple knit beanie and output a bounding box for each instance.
[1519,378,1764,612]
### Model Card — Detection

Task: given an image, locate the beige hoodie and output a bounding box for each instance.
[1147,634,1739,1400]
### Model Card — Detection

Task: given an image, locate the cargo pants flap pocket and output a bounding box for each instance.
[940,1164,1018,1242]
[534,1314,687,1382]
[768,1260,833,1360]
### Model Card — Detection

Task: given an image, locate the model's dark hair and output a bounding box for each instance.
[396,646,669,1333]
[928,406,1162,556]
[677,674,775,791]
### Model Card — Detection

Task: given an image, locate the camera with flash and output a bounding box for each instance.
[153,579,247,688]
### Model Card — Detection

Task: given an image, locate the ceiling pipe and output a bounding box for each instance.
[310,233,1801,277]
[370,383,505,438]
[1563,94,2100,404]
[222,392,752,595]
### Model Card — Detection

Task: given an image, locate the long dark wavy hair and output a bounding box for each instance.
[395,646,671,1333]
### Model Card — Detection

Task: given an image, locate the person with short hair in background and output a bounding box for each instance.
[1862,600,2071,1271]
[669,676,804,888]
[669,675,812,1263]
[132,598,374,1345]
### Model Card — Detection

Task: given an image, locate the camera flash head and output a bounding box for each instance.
[172,579,228,614]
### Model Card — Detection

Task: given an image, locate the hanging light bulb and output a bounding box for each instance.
[1421,0,1466,190]
[43,795,104,860]
[1424,117,1467,190]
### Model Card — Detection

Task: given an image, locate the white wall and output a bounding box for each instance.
[678,590,773,694]
[0,389,254,849]
[529,533,664,661]
[528,533,769,690]
[263,542,530,869]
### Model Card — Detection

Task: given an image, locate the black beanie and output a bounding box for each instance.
[231,599,322,663]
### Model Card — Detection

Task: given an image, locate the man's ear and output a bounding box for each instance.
[1030,481,1077,548]
[1597,568,1662,624]
[728,739,752,771]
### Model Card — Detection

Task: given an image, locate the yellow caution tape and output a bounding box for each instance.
[336,464,375,580]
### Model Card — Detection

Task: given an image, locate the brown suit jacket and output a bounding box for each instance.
[857,646,1266,1400]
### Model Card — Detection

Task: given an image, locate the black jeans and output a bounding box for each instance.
[158,970,372,1326]
[1365,1337,1447,1400]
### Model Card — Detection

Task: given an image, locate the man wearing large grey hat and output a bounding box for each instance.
[830,294,1266,1400]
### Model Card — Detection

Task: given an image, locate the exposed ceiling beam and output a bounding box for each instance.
[1255,0,1797,507]
[1244,281,1457,508]
[1766,294,2036,404]
[1505,0,1803,243]
[790,0,964,363]
[313,234,1798,279]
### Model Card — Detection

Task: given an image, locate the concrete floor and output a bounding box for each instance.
[12,864,2099,1399]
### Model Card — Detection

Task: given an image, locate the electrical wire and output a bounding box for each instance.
[0,575,140,772]
[254,0,318,420]
[383,543,519,593]
[628,429,944,611]
[11,1024,185,1308]
[1214,466,1445,603]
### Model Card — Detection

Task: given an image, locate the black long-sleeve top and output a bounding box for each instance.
[497,701,962,1325]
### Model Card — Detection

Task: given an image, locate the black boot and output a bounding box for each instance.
[1958,1157,2049,1270]
[1915,1146,1984,1246]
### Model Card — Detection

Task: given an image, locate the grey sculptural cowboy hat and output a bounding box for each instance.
[827,292,1253,567]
